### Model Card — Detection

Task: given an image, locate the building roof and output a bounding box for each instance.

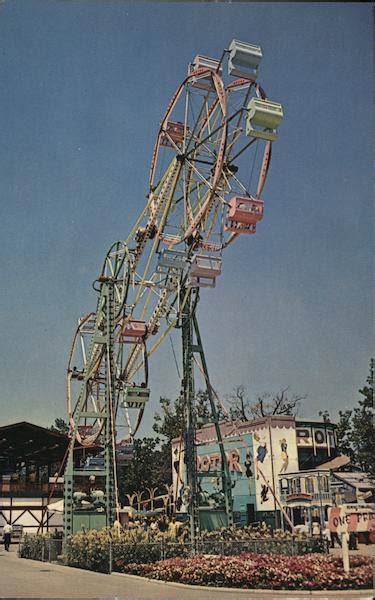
[332,471,375,491]
[277,455,351,478]
[313,455,351,471]
[173,415,296,445]
[0,421,68,467]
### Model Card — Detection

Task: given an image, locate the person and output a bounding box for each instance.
[157,515,168,533]
[244,453,253,478]
[330,530,341,548]
[255,442,267,479]
[3,522,12,551]
[168,517,179,539]
[260,484,269,504]
[349,531,358,550]
[279,439,289,473]
[150,518,158,532]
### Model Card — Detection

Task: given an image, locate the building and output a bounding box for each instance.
[172,416,373,529]
[0,422,68,535]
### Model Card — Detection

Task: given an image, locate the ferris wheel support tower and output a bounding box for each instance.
[181,289,234,540]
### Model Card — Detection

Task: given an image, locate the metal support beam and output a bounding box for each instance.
[180,288,233,543]
[64,281,117,537]
[192,313,234,529]
[181,290,199,543]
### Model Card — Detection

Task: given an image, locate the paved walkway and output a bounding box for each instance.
[0,547,373,600]
[329,543,373,557]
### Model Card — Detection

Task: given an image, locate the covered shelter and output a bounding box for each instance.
[0,421,68,535]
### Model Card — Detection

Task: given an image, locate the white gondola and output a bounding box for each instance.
[228,39,262,81]
[187,254,222,288]
[246,98,284,141]
[188,55,222,91]
[121,385,150,409]
[157,249,188,273]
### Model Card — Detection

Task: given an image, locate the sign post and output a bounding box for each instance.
[341,531,350,574]
[328,504,375,574]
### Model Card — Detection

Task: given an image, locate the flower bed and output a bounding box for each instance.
[121,553,373,590]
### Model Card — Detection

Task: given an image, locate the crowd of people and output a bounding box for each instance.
[127,514,188,540]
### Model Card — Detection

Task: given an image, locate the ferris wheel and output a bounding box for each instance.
[64,39,283,537]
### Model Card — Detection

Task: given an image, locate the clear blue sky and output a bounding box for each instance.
[0,2,372,434]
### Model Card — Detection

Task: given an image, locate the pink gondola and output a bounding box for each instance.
[225,195,264,234]
[160,121,187,148]
[119,319,147,341]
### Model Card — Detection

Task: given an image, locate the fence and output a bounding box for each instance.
[18,536,63,563]
[19,534,329,574]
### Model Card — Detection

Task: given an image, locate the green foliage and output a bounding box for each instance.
[152,389,215,442]
[199,524,328,554]
[117,437,168,502]
[350,361,374,473]
[64,527,185,572]
[19,533,63,562]
[335,409,355,462]
[49,418,69,435]
[153,395,186,442]
[146,390,215,496]
[334,360,374,474]
[19,533,46,560]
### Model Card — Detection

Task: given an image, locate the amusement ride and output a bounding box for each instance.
[63,39,284,540]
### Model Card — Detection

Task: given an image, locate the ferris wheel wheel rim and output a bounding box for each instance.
[148,70,228,245]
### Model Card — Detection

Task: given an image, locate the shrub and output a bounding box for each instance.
[19,533,45,560]
[123,553,373,590]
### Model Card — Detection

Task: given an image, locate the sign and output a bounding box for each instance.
[328,505,375,534]
[196,448,242,473]
[296,427,312,446]
[285,493,313,503]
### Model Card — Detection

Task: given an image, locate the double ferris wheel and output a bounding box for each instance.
[63,40,284,539]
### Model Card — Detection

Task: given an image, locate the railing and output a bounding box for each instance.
[0,482,64,495]
[280,491,332,504]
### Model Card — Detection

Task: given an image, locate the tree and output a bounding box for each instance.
[117,437,168,503]
[325,360,374,475]
[50,418,69,435]
[318,410,331,423]
[153,395,185,443]
[226,385,250,421]
[351,362,374,473]
[335,409,355,462]
[152,389,214,441]
[195,389,213,426]
[149,390,215,494]
[226,385,305,421]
